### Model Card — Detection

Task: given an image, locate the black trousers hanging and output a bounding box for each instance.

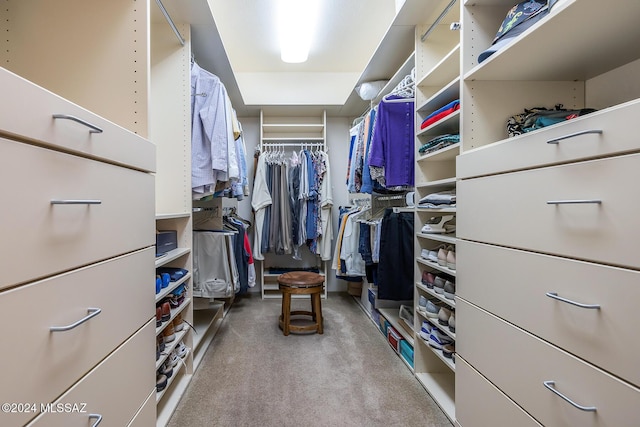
[377,208,414,301]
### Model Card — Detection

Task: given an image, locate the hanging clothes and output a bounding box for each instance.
[376,209,414,300]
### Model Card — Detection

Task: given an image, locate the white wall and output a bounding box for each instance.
[237,114,352,293]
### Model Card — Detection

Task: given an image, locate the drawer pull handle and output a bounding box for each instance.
[52,114,104,134]
[546,199,601,205]
[88,413,103,426]
[50,199,102,205]
[547,129,602,144]
[543,381,597,412]
[50,308,102,332]
[546,292,601,309]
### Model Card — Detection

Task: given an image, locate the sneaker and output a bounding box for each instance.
[446,248,456,270]
[433,276,446,294]
[156,373,168,392]
[160,361,173,379]
[437,247,449,266]
[438,307,452,326]
[176,341,188,359]
[163,322,176,343]
[157,335,165,352]
[442,343,455,359]
[428,329,453,350]
[448,312,456,333]
[161,302,171,322]
[173,312,184,332]
[156,277,162,294]
[421,215,454,234]
[421,271,435,288]
[425,300,439,318]
[156,341,160,361]
[417,295,427,313]
[168,351,180,367]
[419,321,432,340]
[156,306,162,327]
[420,249,430,259]
[427,249,439,263]
[444,280,456,300]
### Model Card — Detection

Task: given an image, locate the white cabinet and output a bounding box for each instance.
[456,0,640,424]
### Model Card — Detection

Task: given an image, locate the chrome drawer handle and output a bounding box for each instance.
[543,381,597,412]
[52,114,103,133]
[89,413,103,426]
[546,129,602,144]
[50,308,101,332]
[546,292,601,309]
[546,199,601,205]
[50,199,102,205]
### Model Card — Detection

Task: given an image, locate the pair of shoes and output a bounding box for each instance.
[156,372,168,392]
[438,246,456,270]
[444,280,456,300]
[421,271,435,289]
[433,276,446,294]
[449,313,456,333]
[442,343,455,359]
[163,322,176,343]
[156,301,171,327]
[419,320,432,341]
[173,312,184,332]
[429,329,454,350]
[421,215,455,234]
[175,341,188,359]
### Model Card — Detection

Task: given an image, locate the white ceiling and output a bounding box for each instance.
[208,0,398,107]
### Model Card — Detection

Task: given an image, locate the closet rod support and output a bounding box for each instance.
[155,0,185,46]
[420,0,457,42]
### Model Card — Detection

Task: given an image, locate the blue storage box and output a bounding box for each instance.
[400,340,414,369]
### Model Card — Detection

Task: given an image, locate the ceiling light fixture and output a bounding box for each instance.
[278,0,320,63]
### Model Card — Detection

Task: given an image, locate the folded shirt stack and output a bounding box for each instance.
[418,190,456,209]
[420,100,460,130]
[418,134,460,155]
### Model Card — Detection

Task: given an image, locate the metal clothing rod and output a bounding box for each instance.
[155,0,185,46]
[420,0,457,42]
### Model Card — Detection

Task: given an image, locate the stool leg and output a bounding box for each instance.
[313,292,323,334]
[282,291,291,336]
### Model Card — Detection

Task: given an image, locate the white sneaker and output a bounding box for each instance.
[429,329,454,350]
[425,300,439,318]
[419,321,432,340]
[417,295,427,313]
[438,307,452,326]
[176,341,188,359]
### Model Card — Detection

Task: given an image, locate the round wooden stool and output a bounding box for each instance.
[277,271,325,336]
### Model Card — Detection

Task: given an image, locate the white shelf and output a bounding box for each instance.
[417,77,460,113]
[416,142,460,162]
[417,309,456,342]
[156,328,189,371]
[415,372,456,422]
[379,308,415,347]
[416,257,457,277]
[156,212,191,220]
[415,177,457,189]
[262,123,324,133]
[155,247,190,268]
[417,110,460,137]
[156,298,191,336]
[417,233,458,245]
[417,282,456,309]
[156,348,190,404]
[261,136,324,141]
[372,51,416,105]
[417,335,456,372]
[417,44,460,89]
[193,301,225,350]
[416,206,457,214]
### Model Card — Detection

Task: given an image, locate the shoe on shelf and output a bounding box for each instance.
[160,361,173,379]
[161,302,171,323]
[425,300,440,318]
[156,341,160,361]
[420,249,430,259]
[419,321,432,340]
[173,312,184,332]
[428,329,454,350]
[176,341,188,359]
[444,280,456,300]
[449,312,456,333]
[156,306,162,327]
[438,307,452,326]
[156,277,162,295]
[421,271,435,288]
[442,343,455,359]
[156,373,168,392]
[446,247,456,270]
[163,322,176,343]
[433,276,446,294]
[421,215,455,234]
[168,350,180,367]
[157,335,165,352]
[417,295,427,313]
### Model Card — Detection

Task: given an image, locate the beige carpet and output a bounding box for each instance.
[167,292,452,427]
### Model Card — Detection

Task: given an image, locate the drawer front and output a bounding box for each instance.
[458,153,640,270]
[0,68,155,173]
[25,321,155,427]
[0,138,154,288]
[456,356,542,427]
[457,300,640,427]
[457,240,640,387]
[0,248,154,427]
[127,390,156,427]
[457,99,640,179]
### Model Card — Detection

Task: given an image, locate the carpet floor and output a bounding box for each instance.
[167,292,452,427]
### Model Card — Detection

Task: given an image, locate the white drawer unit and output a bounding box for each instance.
[456,356,542,427]
[0,248,154,426]
[458,152,640,270]
[457,240,640,388]
[457,99,640,179]
[0,68,155,173]
[457,299,640,427]
[0,137,155,289]
[25,320,155,427]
